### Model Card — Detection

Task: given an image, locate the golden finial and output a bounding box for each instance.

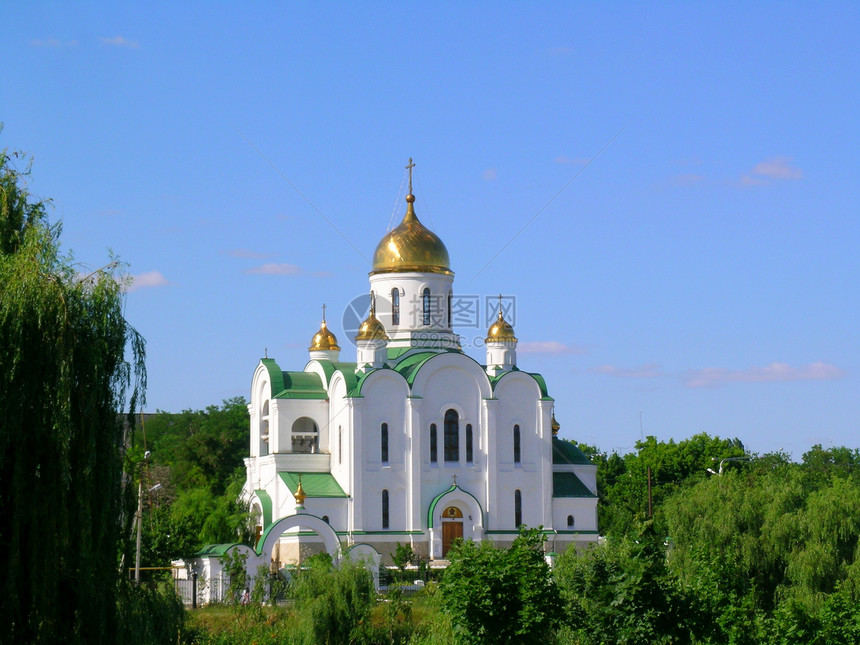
[551,414,560,435]
[452,474,457,487]
[294,475,306,506]
[322,303,327,323]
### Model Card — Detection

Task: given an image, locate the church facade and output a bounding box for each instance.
[241,170,597,563]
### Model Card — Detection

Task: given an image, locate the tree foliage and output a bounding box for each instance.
[0,140,147,642]
[134,398,253,563]
[440,527,563,645]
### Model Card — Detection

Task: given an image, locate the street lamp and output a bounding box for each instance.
[134,451,161,584]
[706,456,750,476]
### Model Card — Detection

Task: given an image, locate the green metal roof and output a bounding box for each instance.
[488,368,553,400]
[311,359,360,393]
[279,472,348,498]
[253,489,273,529]
[552,437,593,465]
[273,371,328,399]
[260,358,286,397]
[553,471,596,498]
[426,484,485,528]
[195,543,246,557]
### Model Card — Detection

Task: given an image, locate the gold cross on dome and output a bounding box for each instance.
[322,303,327,322]
[406,157,415,194]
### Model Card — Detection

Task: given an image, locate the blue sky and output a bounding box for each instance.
[3,2,857,458]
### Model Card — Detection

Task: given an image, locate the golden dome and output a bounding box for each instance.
[355,295,389,342]
[551,414,560,435]
[309,306,340,351]
[371,193,452,275]
[486,304,517,343]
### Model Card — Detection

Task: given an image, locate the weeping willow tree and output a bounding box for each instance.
[0,142,146,643]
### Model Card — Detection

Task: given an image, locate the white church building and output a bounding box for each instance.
[241,167,598,565]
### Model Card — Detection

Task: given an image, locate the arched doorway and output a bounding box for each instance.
[441,506,463,557]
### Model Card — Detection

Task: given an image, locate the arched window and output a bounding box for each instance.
[260,400,270,456]
[423,288,431,325]
[513,424,521,464]
[444,409,459,462]
[291,417,319,453]
[515,490,522,527]
[338,425,342,465]
[466,424,473,463]
[430,424,438,463]
[381,423,389,463]
[567,515,574,528]
[447,290,452,328]
[391,288,400,325]
[382,490,390,529]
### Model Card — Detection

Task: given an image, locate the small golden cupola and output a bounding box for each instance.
[355,293,388,342]
[485,295,517,343]
[309,304,341,361]
[485,295,518,377]
[355,293,388,373]
[552,413,561,436]
[371,159,452,276]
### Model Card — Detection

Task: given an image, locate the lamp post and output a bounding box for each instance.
[706,456,750,476]
[134,451,161,584]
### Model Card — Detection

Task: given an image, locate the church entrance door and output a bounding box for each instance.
[442,521,463,557]
[441,506,464,557]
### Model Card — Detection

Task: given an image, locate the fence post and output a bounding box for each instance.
[192,570,197,609]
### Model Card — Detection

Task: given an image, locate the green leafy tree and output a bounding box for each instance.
[0,140,147,642]
[287,555,376,645]
[555,523,704,644]
[441,527,563,645]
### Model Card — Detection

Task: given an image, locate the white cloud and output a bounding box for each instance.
[223,248,271,259]
[685,361,844,388]
[741,156,802,185]
[753,156,803,180]
[555,155,591,165]
[101,35,139,48]
[127,270,169,292]
[590,364,663,378]
[482,168,498,181]
[518,341,587,355]
[245,263,302,275]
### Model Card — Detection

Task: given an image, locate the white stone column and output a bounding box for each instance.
[347,398,363,544]
[406,396,423,532]
[482,398,498,529]
[537,400,554,528]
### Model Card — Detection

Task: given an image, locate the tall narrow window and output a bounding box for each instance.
[515,490,522,527]
[567,515,574,528]
[444,409,459,462]
[422,288,431,325]
[391,288,400,325]
[447,291,452,328]
[465,424,473,463]
[382,490,390,529]
[513,424,521,464]
[430,424,438,463]
[381,423,389,463]
[338,425,342,465]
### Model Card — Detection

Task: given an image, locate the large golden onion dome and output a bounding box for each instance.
[371,192,452,275]
[309,306,340,351]
[485,299,517,343]
[355,294,389,342]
